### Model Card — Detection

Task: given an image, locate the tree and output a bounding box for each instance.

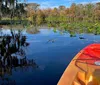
[84,3,94,22]
[36,9,45,25]
[69,3,77,22]
[94,3,100,21]
[59,5,66,11]
[0,0,2,19]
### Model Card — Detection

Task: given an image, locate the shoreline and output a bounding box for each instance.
[0,25,51,30]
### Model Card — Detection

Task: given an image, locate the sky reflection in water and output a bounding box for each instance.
[0,28,100,85]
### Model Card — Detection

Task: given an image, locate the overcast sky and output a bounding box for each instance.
[27,0,100,8]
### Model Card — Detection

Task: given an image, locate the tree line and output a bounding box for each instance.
[0,0,27,20]
[32,2,100,34]
[26,3,100,24]
[0,1,100,34]
[25,2,100,35]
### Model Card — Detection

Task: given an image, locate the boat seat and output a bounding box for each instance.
[77,72,86,85]
[72,71,85,85]
[73,71,99,85]
[72,81,81,85]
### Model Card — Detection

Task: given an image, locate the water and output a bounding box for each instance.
[0,28,100,85]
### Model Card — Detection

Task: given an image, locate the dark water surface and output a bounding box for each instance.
[0,28,100,85]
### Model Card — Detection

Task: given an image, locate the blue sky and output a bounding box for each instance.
[27,0,100,8]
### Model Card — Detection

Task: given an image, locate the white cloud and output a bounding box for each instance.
[40,1,59,9]
[40,1,52,8]
[63,0,75,2]
[36,0,100,9]
[91,0,100,3]
[80,0,100,5]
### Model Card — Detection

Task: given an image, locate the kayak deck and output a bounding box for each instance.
[58,44,100,85]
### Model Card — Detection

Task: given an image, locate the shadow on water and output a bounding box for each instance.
[0,29,38,85]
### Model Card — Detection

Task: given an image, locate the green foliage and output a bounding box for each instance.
[70,32,76,37]
[36,15,43,25]
[47,23,52,27]
[53,28,57,33]
[1,1,100,35]
[59,23,68,30]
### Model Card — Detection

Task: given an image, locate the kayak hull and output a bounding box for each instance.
[58,44,100,85]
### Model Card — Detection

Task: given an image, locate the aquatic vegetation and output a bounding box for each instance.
[53,28,57,33]
[0,29,38,67]
[0,29,38,85]
[69,32,76,37]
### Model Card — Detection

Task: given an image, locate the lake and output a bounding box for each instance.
[0,28,100,85]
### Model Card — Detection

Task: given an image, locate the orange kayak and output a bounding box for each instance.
[58,44,100,85]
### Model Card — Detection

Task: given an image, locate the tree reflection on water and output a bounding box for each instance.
[0,29,38,85]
